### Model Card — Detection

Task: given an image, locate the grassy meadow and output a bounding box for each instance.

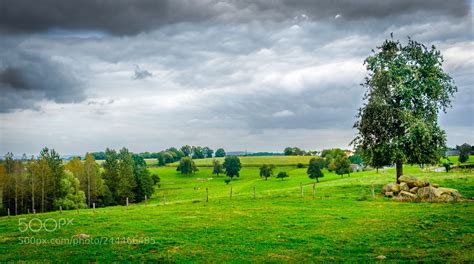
[0,157,473,262]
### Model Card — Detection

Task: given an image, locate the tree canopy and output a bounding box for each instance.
[353,37,457,182]
[223,156,241,179]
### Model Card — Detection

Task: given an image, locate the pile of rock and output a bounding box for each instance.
[381,175,461,202]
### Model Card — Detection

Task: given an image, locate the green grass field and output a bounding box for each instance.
[0,157,473,262]
[165,155,315,167]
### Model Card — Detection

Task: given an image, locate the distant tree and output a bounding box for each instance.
[307,157,325,183]
[284,147,305,156]
[40,147,65,210]
[224,178,231,185]
[223,156,241,179]
[212,159,223,176]
[158,151,174,166]
[276,171,289,180]
[352,37,457,183]
[167,147,184,161]
[53,171,87,210]
[296,163,305,168]
[181,145,192,157]
[83,153,104,207]
[284,147,294,156]
[116,148,137,204]
[151,174,160,185]
[457,143,471,163]
[203,147,214,158]
[178,157,198,175]
[192,146,205,159]
[215,148,226,157]
[334,155,351,177]
[259,164,275,180]
[348,154,363,165]
[132,154,154,202]
[102,148,119,205]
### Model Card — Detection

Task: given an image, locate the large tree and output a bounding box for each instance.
[353,37,457,183]
[223,156,241,179]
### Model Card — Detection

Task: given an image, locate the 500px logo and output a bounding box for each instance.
[18,218,74,233]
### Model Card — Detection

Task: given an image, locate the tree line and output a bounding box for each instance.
[0,147,157,216]
[91,146,226,167]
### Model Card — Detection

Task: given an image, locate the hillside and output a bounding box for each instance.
[0,161,472,262]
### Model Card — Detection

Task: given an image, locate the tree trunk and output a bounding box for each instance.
[396,160,403,183]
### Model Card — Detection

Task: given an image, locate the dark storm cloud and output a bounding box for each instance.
[0,0,469,35]
[0,51,84,112]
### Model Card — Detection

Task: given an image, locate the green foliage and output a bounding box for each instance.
[296,163,305,168]
[203,147,214,158]
[192,146,205,159]
[284,147,306,156]
[224,178,231,185]
[158,151,174,166]
[151,174,160,185]
[102,148,119,205]
[307,157,325,182]
[132,154,154,202]
[348,154,362,165]
[215,148,226,157]
[53,171,87,210]
[259,164,275,180]
[178,157,198,175]
[212,159,223,176]
[334,155,351,177]
[116,148,137,203]
[223,156,241,179]
[276,171,289,180]
[353,37,457,180]
[457,143,471,163]
[181,145,192,157]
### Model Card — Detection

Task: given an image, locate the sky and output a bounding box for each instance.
[0,0,473,155]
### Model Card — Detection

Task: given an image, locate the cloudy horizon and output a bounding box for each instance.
[0,0,473,156]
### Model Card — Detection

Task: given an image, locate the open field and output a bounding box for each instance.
[0,157,473,262]
[166,155,315,167]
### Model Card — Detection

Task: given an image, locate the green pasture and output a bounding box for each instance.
[0,157,473,262]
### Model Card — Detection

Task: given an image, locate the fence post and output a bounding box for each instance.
[126,197,129,207]
[7,208,10,218]
[145,195,147,206]
[60,206,62,214]
[206,188,209,202]
[253,185,256,199]
[163,193,166,206]
[27,208,30,214]
[371,183,375,199]
[93,203,96,213]
[230,187,233,199]
[33,209,36,214]
[312,183,316,199]
[300,182,304,197]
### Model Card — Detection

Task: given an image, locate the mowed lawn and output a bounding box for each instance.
[0,158,473,262]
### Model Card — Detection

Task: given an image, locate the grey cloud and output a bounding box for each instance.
[0,51,85,113]
[133,65,152,80]
[0,0,469,35]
